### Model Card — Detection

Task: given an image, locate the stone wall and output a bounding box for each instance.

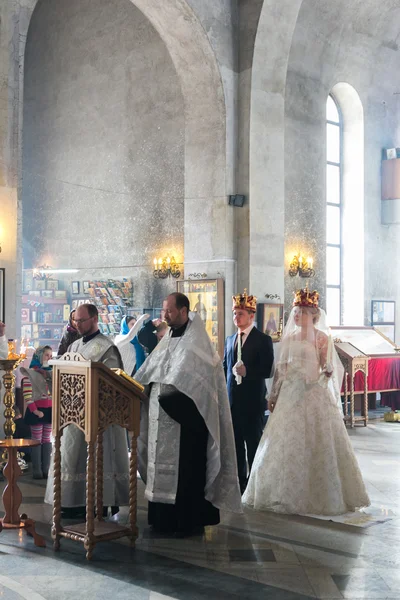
[22,0,185,308]
[282,0,400,334]
[1,0,400,344]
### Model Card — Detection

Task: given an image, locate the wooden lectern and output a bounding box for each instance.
[334,342,369,428]
[50,353,145,559]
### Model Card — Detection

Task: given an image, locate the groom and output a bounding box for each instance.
[223,290,274,493]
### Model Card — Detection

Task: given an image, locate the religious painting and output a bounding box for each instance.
[34,279,46,291]
[177,279,225,358]
[83,281,90,294]
[257,303,284,342]
[371,300,395,324]
[0,268,4,322]
[46,279,59,291]
[71,281,80,295]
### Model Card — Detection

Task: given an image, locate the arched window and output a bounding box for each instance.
[326,95,342,325]
[326,85,364,326]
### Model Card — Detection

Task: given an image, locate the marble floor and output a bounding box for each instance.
[1,421,400,599]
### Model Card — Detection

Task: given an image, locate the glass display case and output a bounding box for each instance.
[331,326,398,356]
[177,279,225,358]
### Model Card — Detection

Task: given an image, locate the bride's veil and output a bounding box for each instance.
[277,305,344,414]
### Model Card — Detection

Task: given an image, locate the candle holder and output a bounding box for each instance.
[0,357,27,473]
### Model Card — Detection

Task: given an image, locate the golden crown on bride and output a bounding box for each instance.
[232,289,257,313]
[293,288,319,308]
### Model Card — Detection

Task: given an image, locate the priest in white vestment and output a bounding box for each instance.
[135,293,242,536]
[45,304,130,517]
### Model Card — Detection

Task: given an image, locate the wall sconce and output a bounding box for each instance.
[153,256,181,279]
[288,254,315,278]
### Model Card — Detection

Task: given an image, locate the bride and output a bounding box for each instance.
[242,288,370,516]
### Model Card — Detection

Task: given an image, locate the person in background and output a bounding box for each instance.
[45,304,129,519]
[114,314,148,376]
[57,310,81,356]
[13,405,31,439]
[20,346,53,479]
[137,316,168,355]
[0,321,7,358]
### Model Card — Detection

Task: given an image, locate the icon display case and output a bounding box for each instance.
[177,279,225,358]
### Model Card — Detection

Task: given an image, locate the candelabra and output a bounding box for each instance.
[0,355,27,472]
[288,254,315,278]
[153,256,181,279]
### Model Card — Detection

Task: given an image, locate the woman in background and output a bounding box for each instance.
[114,314,148,376]
[137,318,168,354]
[57,310,81,356]
[20,346,53,479]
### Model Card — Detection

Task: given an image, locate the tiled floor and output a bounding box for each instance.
[1,420,400,599]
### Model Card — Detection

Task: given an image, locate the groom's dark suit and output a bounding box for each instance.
[223,327,274,492]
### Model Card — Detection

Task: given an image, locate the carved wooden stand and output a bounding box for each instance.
[0,438,46,547]
[50,354,144,560]
[335,342,369,427]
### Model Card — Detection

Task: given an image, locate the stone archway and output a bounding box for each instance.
[12,0,235,331]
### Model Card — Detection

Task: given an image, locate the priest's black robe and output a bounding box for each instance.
[147,322,220,535]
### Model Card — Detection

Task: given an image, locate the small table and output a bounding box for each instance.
[0,438,46,547]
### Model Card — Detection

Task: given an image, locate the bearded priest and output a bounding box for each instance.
[45,303,130,518]
[135,292,242,537]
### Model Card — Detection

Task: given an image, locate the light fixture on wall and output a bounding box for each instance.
[153,257,181,279]
[288,254,315,278]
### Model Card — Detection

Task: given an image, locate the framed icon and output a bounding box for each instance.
[257,303,284,342]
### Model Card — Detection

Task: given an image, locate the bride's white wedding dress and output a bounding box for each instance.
[242,338,370,515]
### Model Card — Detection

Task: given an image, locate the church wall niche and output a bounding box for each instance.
[22,0,185,307]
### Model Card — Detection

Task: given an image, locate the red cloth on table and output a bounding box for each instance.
[341,356,400,410]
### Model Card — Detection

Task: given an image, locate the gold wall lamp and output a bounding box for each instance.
[153,256,181,279]
[288,254,314,278]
